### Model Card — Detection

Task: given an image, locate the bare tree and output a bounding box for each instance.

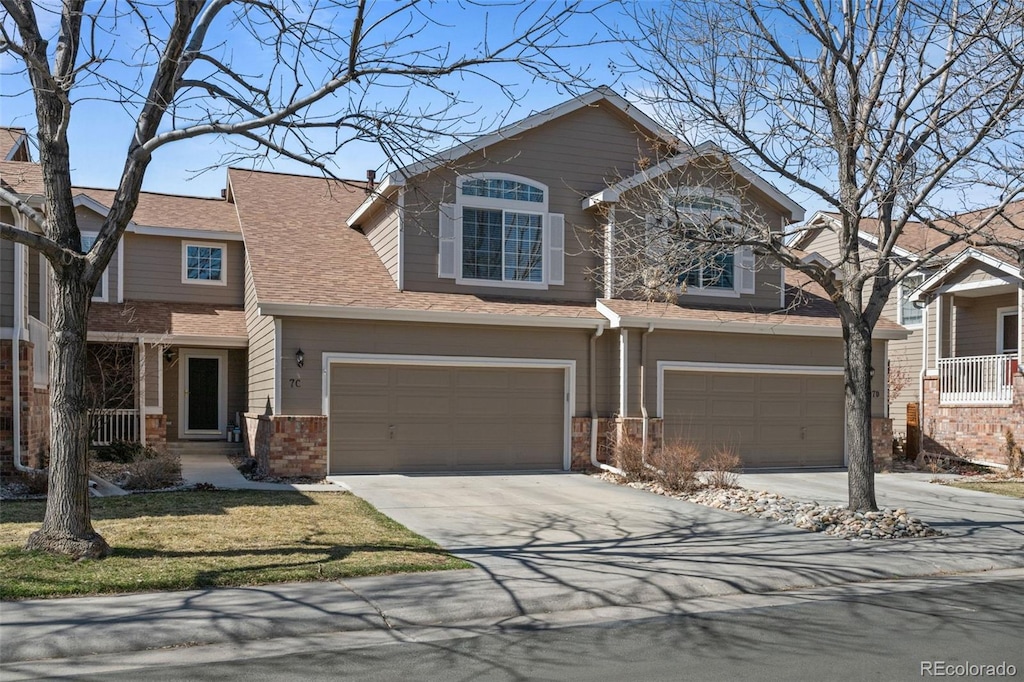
[612,0,1024,510]
[0,0,594,558]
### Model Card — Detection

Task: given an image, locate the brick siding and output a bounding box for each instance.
[242,413,327,477]
[922,374,1024,464]
[144,414,168,450]
[1,340,50,474]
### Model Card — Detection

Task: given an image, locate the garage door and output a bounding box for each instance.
[329,363,566,473]
[662,370,844,468]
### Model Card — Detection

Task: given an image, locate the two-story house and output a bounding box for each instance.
[793,205,1023,464]
[1,88,904,477]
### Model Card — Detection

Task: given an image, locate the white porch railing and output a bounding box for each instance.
[90,409,140,445]
[27,315,48,388]
[939,354,1017,405]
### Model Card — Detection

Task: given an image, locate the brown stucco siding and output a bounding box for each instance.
[279,318,595,415]
[880,291,923,435]
[244,255,276,413]
[122,233,244,305]
[144,344,161,408]
[74,205,120,303]
[401,103,660,302]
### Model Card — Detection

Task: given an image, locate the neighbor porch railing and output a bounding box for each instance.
[90,409,140,445]
[938,354,1017,405]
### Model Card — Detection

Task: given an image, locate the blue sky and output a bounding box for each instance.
[0,1,834,215]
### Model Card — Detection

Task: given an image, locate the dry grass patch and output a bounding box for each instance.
[946,481,1024,499]
[0,490,470,600]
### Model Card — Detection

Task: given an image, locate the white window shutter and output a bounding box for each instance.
[548,213,565,285]
[737,245,756,294]
[438,203,456,279]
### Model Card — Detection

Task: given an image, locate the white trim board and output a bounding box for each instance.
[321,352,576,472]
[178,348,229,439]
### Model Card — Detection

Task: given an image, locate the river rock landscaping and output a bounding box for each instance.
[598,473,944,540]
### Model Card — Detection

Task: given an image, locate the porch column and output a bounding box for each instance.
[138,338,146,445]
[1018,282,1023,362]
[934,293,943,367]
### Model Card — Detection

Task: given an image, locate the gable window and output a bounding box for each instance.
[650,189,754,297]
[80,232,108,302]
[438,174,564,288]
[997,307,1019,355]
[897,273,926,327]
[182,241,227,285]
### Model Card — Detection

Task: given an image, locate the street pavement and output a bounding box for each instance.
[1,467,1022,666]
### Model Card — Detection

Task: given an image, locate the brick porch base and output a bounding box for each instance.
[922,374,1024,464]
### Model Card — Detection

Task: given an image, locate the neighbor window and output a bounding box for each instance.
[997,308,1019,355]
[437,174,563,288]
[80,233,108,301]
[898,273,925,327]
[182,242,226,285]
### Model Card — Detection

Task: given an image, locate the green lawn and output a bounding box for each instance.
[946,480,1024,499]
[0,490,470,600]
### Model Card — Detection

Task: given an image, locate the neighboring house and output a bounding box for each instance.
[1,88,905,477]
[792,205,1024,464]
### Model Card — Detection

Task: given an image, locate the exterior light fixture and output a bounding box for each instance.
[295,349,305,368]
[163,347,176,363]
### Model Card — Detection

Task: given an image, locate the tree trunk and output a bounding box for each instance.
[24,266,110,559]
[844,318,878,511]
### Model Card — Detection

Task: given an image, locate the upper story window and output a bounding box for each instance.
[438,174,564,289]
[182,241,227,286]
[80,232,108,302]
[897,273,926,327]
[650,188,754,297]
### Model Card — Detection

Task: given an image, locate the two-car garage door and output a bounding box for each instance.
[662,367,845,468]
[328,362,567,473]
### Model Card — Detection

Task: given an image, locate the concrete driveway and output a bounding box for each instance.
[336,471,1024,610]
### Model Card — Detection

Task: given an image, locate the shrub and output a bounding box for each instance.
[1006,429,1022,477]
[611,435,650,482]
[705,448,742,488]
[92,440,147,464]
[121,451,182,490]
[648,440,701,493]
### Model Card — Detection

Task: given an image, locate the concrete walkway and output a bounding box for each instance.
[2,471,1022,665]
[178,453,340,492]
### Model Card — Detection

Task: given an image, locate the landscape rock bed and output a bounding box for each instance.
[598,473,944,540]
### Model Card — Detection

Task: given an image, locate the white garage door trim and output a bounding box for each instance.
[322,352,576,472]
[657,360,847,467]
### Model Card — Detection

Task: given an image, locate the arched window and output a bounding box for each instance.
[437,174,564,288]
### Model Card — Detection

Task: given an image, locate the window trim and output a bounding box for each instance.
[656,187,745,298]
[181,240,228,286]
[897,273,926,328]
[997,306,1019,355]
[80,232,109,303]
[454,173,551,289]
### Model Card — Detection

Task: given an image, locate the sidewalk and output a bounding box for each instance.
[178,453,340,492]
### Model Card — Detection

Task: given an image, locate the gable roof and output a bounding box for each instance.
[348,86,677,226]
[0,128,29,161]
[229,167,606,326]
[75,186,241,235]
[792,202,1024,265]
[583,141,805,222]
[911,247,1022,302]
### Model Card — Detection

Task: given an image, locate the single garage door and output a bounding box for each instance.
[329,363,566,473]
[662,370,844,468]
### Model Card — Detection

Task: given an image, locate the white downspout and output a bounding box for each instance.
[917,300,929,459]
[640,323,654,455]
[11,238,38,472]
[589,322,621,475]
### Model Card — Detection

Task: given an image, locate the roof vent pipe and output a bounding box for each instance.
[365,169,376,194]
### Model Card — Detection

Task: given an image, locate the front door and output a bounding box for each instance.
[180,349,227,438]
